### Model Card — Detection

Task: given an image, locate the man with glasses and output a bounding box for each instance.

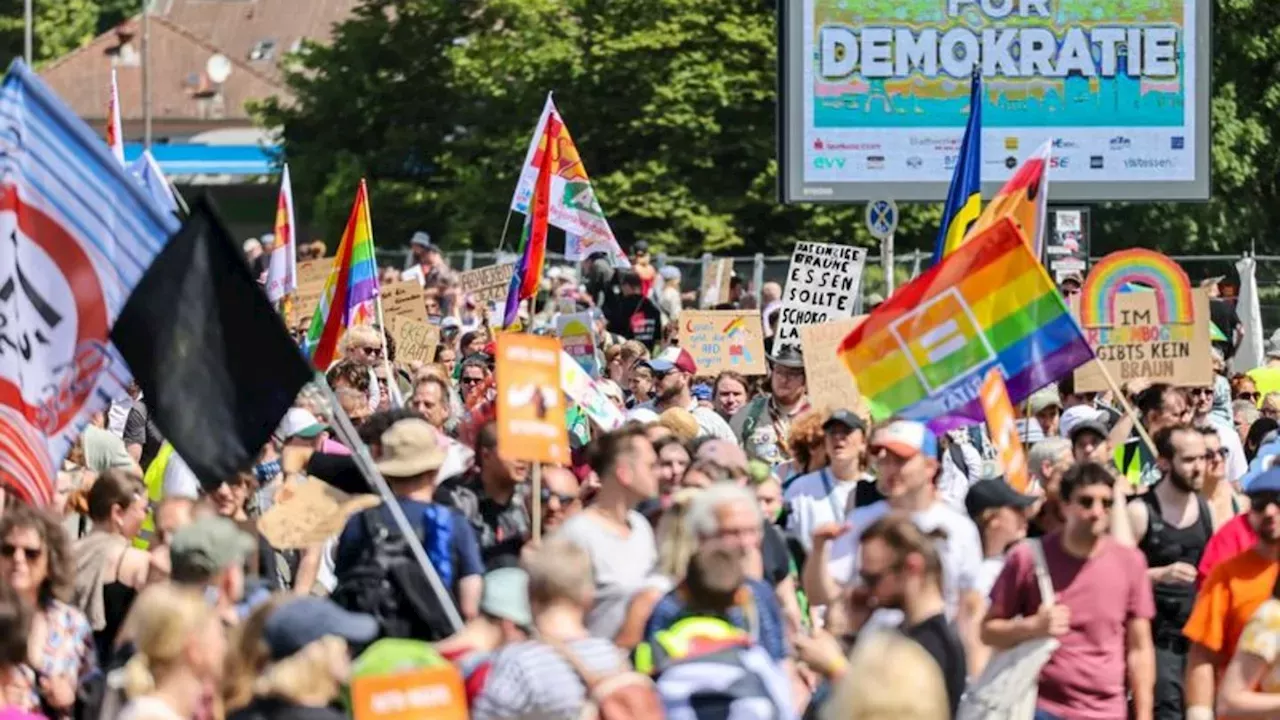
[984,462,1156,720]
[640,347,734,441]
[525,465,581,537]
[1125,425,1212,720]
[731,346,811,466]
[1182,467,1280,720]
[1118,384,1190,488]
[1189,380,1247,482]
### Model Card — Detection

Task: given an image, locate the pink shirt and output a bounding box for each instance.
[1198,512,1257,582]
[321,438,351,456]
[988,534,1155,720]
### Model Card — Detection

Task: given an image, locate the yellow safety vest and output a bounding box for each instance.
[634,616,749,675]
[135,442,176,549]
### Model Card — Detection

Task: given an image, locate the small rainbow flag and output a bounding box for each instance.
[305,180,379,369]
[839,218,1093,431]
[722,316,747,336]
[264,164,296,304]
[502,111,560,327]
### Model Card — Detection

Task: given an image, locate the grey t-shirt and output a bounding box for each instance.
[554,510,656,641]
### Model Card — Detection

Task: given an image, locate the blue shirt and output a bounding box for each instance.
[335,498,484,599]
[642,578,789,662]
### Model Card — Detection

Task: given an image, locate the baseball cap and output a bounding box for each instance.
[869,420,938,459]
[263,596,379,660]
[169,515,256,581]
[823,410,866,433]
[1060,271,1084,286]
[1028,387,1062,415]
[279,407,327,440]
[1060,405,1106,439]
[659,266,681,282]
[1245,467,1280,494]
[1068,418,1109,444]
[965,479,1037,520]
[481,568,533,629]
[645,347,698,375]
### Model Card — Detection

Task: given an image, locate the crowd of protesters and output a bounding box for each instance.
[2,238,1280,720]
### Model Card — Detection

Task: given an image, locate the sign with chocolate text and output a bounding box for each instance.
[678,311,767,376]
[458,263,515,305]
[799,316,867,416]
[773,242,866,355]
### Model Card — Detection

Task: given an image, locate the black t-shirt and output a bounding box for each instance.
[1210,297,1240,357]
[603,294,662,348]
[904,613,967,718]
[761,522,790,587]
[122,402,164,471]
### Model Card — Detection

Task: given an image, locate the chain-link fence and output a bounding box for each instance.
[374,248,1280,334]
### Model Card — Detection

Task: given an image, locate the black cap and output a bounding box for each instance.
[263,597,379,660]
[769,346,805,369]
[823,410,866,433]
[965,479,1037,520]
[1068,419,1109,444]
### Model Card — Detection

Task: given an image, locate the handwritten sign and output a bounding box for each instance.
[678,310,767,376]
[382,282,427,325]
[979,368,1031,492]
[1073,292,1212,393]
[774,242,867,355]
[556,312,601,376]
[799,316,868,415]
[700,258,733,308]
[289,258,331,329]
[257,479,380,550]
[496,333,569,464]
[351,666,467,720]
[389,317,440,367]
[458,263,515,305]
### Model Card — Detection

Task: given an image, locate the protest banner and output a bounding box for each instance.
[799,316,867,415]
[382,281,428,325]
[257,479,380,550]
[457,263,515,305]
[496,334,569,464]
[979,368,1032,492]
[389,317,440,367]
[555,312,601,376]
[350,665,467,720]
[289,257,331,328]
[560,350,625,431]
[678,311,768,376]
[774,242,867,355]
[700,258,733,308]
[1073,249,1212,392]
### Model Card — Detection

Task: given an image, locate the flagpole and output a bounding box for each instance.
[319,382,463,633]
[493,206,517,257]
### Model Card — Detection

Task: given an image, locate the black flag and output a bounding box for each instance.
[111,196,311,488]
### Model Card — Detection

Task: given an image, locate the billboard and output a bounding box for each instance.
[779,0,1211,203]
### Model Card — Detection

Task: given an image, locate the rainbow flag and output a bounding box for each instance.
[305,180,379,369]
[839,218,1093,431]
[502,112,560,327]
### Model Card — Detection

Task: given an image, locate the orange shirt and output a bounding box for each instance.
[1183,548,1279,663]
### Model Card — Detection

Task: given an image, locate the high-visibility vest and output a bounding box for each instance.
[634,616,750,675]
[135,442,177,549]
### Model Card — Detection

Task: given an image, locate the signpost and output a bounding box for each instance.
[865,198,899,295]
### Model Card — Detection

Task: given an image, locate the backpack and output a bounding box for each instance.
[548,639,664,720]
[331,507,457,642]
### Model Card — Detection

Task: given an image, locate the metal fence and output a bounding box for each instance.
[374,248,1280,333]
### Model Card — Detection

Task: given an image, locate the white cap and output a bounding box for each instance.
[278,407,326,439]
[1059,405,1107,439]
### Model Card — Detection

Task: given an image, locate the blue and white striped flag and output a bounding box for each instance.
[0,59,178,506]
[128,149,181,217]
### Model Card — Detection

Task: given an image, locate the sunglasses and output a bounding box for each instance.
[1239,392,1261,402]
[1189,387,1214,397]
[1074,496,1114,510]
[360,346,384,357]
[1203,448,1229,462]
[540,487,580,505]
[460,376,485,386]
[1,543,43,562]
[1250,492,1280,512]
[858,566,898,589]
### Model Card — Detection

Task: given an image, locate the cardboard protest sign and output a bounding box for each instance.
[389,317,440,367]
[979,368,1031,493]
[774,242,867,355]
[289,258,331,328]
[700,258,733,308]
[678,311,767,376]
[496,334,569,464]
[350,665,467,720]
[1073,249,1212,392]
[799,316,867,415]
[560,350,624,431]
[457,263,515,305]
[382,281,428,325]
[257,479,380,550]
[555,312,601,376]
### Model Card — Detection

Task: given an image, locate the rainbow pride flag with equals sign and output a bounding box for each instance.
[838,218,1094,432]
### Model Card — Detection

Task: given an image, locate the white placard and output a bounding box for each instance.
[773,242,867,356]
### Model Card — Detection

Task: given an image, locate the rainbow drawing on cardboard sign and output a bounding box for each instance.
[1079,249,1194,327]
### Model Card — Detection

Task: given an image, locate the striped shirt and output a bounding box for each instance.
[471,638,627,720]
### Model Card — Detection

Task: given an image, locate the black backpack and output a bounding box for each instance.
[331,507,457,642]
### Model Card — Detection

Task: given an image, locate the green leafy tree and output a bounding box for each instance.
[0,0,103,67]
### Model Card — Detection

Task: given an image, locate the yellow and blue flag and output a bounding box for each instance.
[932,70,983,264]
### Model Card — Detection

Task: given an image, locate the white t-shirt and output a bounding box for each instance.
[555,510,657,641]
[829,499,983,624]
[976,555,1006,599]
[784,468,866,554]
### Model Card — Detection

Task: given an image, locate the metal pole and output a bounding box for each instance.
[142,0,152,148]
[882,233,895,295]
[23,0,33,65]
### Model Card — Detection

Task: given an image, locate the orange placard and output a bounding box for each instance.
[979,367,1031,492]
[350,666,467,720]
[496,333,570,464]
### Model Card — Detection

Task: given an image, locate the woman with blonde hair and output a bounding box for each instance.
[228,596,377,720]
[117,584,228,720]
[820,631,949,720]
[221,595,290,715]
